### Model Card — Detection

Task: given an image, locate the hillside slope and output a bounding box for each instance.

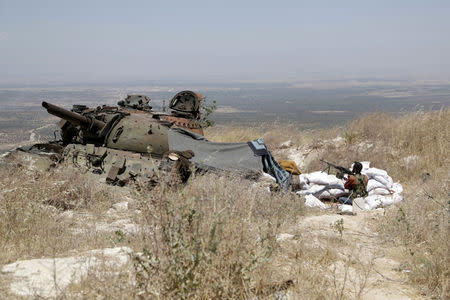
[0,109,448,299]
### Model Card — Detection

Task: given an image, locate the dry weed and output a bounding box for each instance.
[378,174,449,298]
[130,173,305,299]
[205,122,338,150]
[0,166,122,264]
[0,108,448,298]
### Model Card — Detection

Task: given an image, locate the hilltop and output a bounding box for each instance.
[0,109,448,299]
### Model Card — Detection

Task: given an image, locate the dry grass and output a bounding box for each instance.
[204,108,450,298]
[0,167,125,264]
[0,108,448,298]
[65,173,344,299]
[378,176,449,298]
[306,109,449,297]
[308,109,449,298]
[306,109,450,179]
[205,123,339,150]
[130,173,307,299]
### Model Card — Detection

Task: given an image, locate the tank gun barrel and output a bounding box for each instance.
[42,101,105,131]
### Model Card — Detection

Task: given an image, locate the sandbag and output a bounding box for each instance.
[367,179,388,191]
[392,193,403,204]
[364,193,403,210]
[338,204,353,214]
[298,162,402,211]
[304,171,342,186]
[381,196,394,206]
[299,174,310,189]
[329,189,348,197]
[261,172,276,182]
[305,194,329,209]
[305,184,326,194]
[363,167,388,179]
[373,175,393,188]
[364,195,383,210]
[360,161,371,170]
[315,190,331,199]
[278,160,301,175]
[392,182,403,194]
[312,185,348,199]
[369,188,392,196]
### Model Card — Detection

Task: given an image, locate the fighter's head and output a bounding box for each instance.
[352,162,363,174]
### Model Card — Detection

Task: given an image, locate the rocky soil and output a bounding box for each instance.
[0,141,430,299]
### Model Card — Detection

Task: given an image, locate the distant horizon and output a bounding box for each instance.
[1,77,450,90]
[1,1,449,87]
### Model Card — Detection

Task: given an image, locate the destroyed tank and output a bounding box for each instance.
[3,91,205,186]
[3,90,292,190]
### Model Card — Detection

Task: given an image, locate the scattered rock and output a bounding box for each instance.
[112,201,129,212]
[61,210,74,219]
[95,218,141,235]
[403,155,420,171]
[280,140,293,149]
[332,136,346,147]
[276,233,295,242]
[1,247,133,298]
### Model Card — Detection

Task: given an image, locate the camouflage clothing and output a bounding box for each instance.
[345,174,368,197]
[354,174,368,197]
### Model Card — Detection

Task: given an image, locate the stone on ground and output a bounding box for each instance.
[1,247,133,298]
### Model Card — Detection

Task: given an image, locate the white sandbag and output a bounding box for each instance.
[369,188,392,196]
[338,204,353,214]
[315,190,331,199]
[299,182,310,190]
[364,193,403,209]
[364,195,383,210]
[304,172,329,185]
[366,179,388,192]
[363,167,388,179]
[296,184,323,195]
[299,174,309,183]
[373,175,393,188]
[314,188,347,199]
[304,194,329,209]
[304,171,341,186]
[299,174,310,190]
[392,193,403,204]
[303,172,324,184]
[307,184,328,194]
[361,161,370,170]
[329,189,348,197]
[391,182,403,194]
[305,184,347,199]
[352,197,366,212]
[262,172,276,182]
[380,196,394,206]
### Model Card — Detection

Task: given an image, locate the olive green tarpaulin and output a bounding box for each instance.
[168,128,263,173]
[168,128,292,189]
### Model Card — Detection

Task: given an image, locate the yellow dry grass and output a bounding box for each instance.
[0,108,448,299]
[0,167,129,265]
[209,108,450,298]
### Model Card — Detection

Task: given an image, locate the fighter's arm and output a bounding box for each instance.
[344,175,356,189]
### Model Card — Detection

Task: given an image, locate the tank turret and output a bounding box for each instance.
[41,91,204,156]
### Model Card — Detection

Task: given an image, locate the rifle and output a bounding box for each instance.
[320,159,354,176]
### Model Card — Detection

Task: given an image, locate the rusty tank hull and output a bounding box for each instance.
[2,90,292,190]
[2,91,206,187]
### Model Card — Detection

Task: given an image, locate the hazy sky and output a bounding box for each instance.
[1,0,449,85]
